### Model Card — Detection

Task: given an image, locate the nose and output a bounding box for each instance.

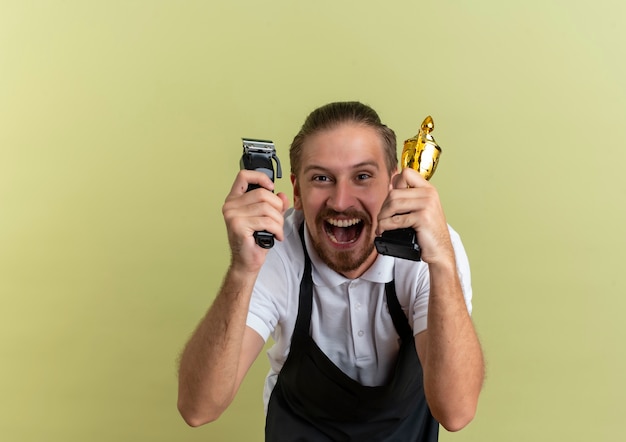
[328,179,354,212]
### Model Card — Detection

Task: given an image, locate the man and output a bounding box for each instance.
[177,102,484,441]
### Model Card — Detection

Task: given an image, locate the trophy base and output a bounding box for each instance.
[374,228,422,261]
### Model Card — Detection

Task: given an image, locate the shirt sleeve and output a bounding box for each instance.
[410,224,473,334]
[450,226,473,316]
[246,247,290,343]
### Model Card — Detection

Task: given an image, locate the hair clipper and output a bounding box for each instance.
[240,138,283,249]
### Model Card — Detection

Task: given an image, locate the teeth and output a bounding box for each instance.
[327,218,361,228]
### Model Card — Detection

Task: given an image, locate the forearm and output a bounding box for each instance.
[177,265,259,426]
[420,259,484,432]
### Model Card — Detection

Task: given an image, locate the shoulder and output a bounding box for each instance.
[271,208,305,275]
[252,208,305,307]
[392,224,473,325]
[247,209,304,340]
[447,224,467,255]
[447,224,473,313]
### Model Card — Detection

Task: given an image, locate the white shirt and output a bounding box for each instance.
[246,208,473,411]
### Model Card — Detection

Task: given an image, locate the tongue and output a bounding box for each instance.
[331,225,359,243]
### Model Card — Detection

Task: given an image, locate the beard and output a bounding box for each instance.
[308,208,376,275]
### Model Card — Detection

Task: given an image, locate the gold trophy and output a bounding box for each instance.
[374,116,442,261]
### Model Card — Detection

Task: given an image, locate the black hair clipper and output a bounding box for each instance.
[240,138,283,249]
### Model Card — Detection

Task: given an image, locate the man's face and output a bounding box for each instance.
[291,122,395,279]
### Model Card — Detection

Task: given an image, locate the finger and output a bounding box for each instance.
[223,191,285,224]
[392,168,429,189]
[376,187,440,235]
[228,170,276,197]
[229,211,285,241]
[276,192,291,214]
[378,187,426,218]
[223,193,287,240]
[248,199,288,241]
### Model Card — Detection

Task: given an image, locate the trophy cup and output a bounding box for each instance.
[374,116,442,261]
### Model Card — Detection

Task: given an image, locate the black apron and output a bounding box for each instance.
[265,226,439,441]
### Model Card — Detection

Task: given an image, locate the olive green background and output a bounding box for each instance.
[2,1,625,441]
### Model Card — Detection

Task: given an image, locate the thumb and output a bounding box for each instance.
[392,168,428,189]
[277,192,291,214]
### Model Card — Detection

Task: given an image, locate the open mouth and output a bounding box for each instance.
[324,218,364,244]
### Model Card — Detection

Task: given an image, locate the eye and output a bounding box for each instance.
[356,173,371,181]
[312,175,331,182]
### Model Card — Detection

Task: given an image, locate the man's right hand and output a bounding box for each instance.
[178,170,284,426]
[222,170,290,272]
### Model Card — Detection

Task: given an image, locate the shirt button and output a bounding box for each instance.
[358,330,364,337]
[355,302,362,311]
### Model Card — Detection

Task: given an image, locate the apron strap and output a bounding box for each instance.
[293,223,313,337]
[385,281,414,342]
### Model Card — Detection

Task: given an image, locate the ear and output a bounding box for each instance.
[389,167,399,191]
[291,173,302,210]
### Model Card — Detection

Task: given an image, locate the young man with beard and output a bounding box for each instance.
[177,102,484,441]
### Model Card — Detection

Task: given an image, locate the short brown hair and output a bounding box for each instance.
[289,102,397,177]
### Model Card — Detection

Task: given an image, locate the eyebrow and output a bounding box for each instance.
[302,160,381,175]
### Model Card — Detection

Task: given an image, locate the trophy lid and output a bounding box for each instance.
[400,115,441,180]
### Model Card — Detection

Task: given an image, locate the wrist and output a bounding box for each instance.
[218,263,261,306]
[228,243,268,276]
[426,253,457,278]
[228,260,262,282]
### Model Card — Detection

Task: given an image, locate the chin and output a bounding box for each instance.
[317,240,376,276]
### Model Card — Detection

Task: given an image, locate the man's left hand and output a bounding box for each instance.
[376,168,454,265]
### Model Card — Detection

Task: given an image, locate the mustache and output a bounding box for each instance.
[316,208,372,225]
